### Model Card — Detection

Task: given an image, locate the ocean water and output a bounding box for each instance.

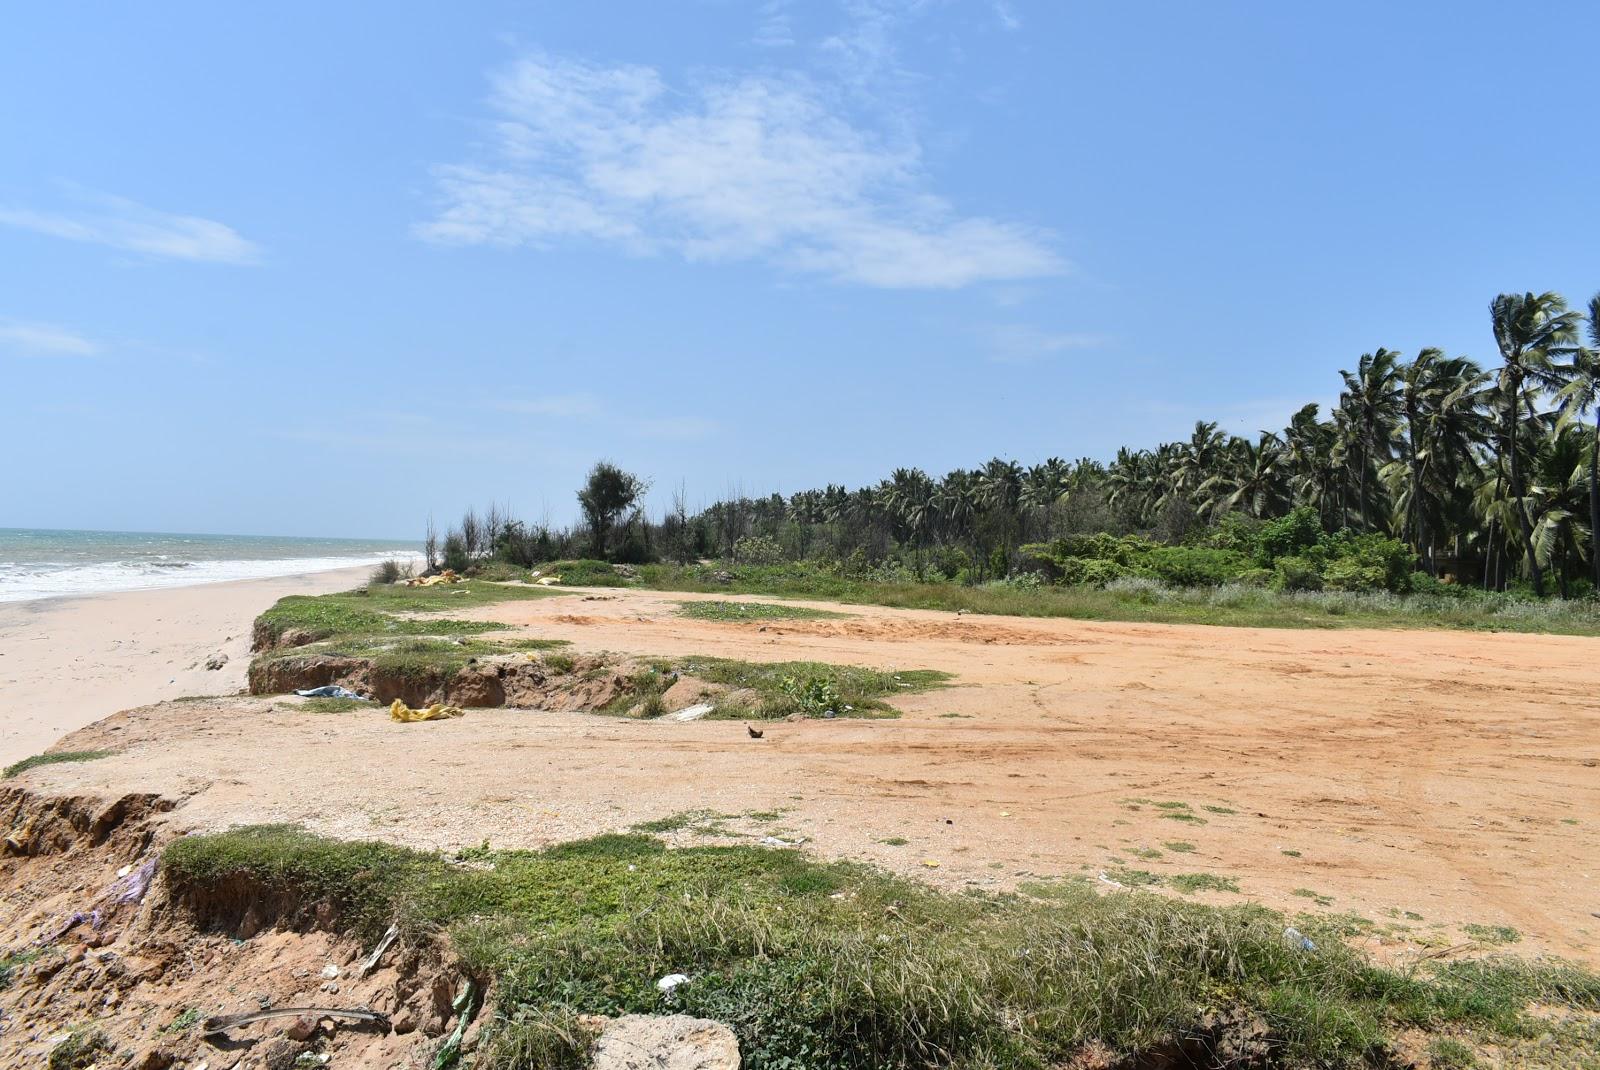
[0,528,421,604]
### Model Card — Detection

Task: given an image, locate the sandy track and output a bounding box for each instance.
[18,586,1600,963]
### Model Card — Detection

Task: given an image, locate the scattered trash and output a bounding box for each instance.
[920,859,940,868]
[1284,926,1316,952]
[656,973,691,996]
[111,857,158,905]
[320,963,340,979]
[1097,872,1123,888]
[357,922,399,977]
[760,836,805,848]
[999,811,1012,818]
[296,685,370,700]
[115,864,132,879]
[389,699,464,723]
[535,576,562,586]
[406,570,461,587]
[202,1006,390,1036]
[668,703,714,722]
[432,980,479,1069]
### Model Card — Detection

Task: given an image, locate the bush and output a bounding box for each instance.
[1273,556,1324,592]
[1142,546,1250,587]
[368,559,412,586]
[733,534,785,566]
[442,534,471,573]
[1323,557,1388,593]
[1254,507,1324,564]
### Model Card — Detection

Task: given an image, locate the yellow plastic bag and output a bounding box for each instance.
[389,699,464,722]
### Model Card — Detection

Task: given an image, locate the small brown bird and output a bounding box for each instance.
[746,724,764,739]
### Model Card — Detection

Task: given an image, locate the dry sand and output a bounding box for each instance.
[0,565,371,766]
[17,585,1599,964]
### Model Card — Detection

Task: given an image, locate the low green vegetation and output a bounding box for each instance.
[623,559,1600,636]
[1169,873,1242,894]
[299,696,380,713]
[1163,841,1197,853]
[47,1027,109,1070]
[687,657,949,720]
[1464,924,1523,946]
[675,600,846,622]
[1294,888,1336,907]
[3,750,113,779]
[254,579,564,649]
[163,826,1600,1069]
[0,948,40,990]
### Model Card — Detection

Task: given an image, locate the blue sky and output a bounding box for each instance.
[4,1,1597,539]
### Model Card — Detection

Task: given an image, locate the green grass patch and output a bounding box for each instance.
[163,825,1600,1069]
[1162,841,1197,854]
[630,561,1600,637]
[879,837,909,847]
[298,697,380,713]
[254,580,564,647]
[676,600,847,622]
[1169,873,1241,894]
[1463,924,1522,946]
[3,750,113,779]
[540,559,633,587]
[1103,866,1162,887]
[671,656,950,720]
[0,948,40,990]
[1160,812,1208,825]
[1202,804,1237,815]
[1294,888,1335,907]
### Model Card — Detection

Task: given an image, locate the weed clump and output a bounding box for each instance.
[161,825,1600,1069]
[3,750,114,779]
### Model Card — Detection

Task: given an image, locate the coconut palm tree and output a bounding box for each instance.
[1384,349,1488,573]
[1338,348,1404,531]
[1197,432,1290,519]
[1555,294,1600,588]
[1282,404,1339,529]
[1488,292,1582,595]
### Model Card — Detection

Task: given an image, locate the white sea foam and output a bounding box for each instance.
[0,550,424,604]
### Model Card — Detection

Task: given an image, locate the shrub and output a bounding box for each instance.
[442,534,471,573]
[1142,546,1250,587]
[733,534,785,566]
[369,559,411,586]
[1254,507,1324,564]
[1273,556,1324,592]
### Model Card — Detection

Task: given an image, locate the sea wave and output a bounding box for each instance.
[0,551,423,604]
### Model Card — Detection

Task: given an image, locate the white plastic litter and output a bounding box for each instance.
[760,836,806,848]
[1284,926,1316,951]
[656,973,690,995]
[1097,872,1123,888]
[668,703,715,722]
[320,963,340,979]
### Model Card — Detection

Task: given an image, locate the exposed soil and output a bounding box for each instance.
[0,787,469,1069]
[8,586,1595,973]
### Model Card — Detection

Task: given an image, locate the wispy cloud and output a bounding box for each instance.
[0,188,258,264]
[983,324,1105,363]
[490,394,602,418]
[992,1,1021,31]
[753,0,796,47]
[0,319,99,357]
[417,47,1062,289]
[633,417,718,441]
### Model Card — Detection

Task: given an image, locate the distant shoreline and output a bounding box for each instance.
[0,526,420,604]
[0,563,377,764]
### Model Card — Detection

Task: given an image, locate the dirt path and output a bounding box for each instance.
[16,586,1600,963]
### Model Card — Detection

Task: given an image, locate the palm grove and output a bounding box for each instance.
[432,291,1600,600]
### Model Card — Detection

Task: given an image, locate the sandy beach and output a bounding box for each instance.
[0,564,372,766]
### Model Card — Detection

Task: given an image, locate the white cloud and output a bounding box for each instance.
[753,0,796,47]
[0,189,258,264]
[417,50,1062,289]
[984,324,1105,363]
[993,1,1021,31]
[0,319,99,357]
[633,417,718,441]
[491,394,602,417]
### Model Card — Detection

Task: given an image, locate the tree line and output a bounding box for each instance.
[427,290,1600,598]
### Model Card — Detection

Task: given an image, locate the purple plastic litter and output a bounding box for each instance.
[112,858,158,905]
